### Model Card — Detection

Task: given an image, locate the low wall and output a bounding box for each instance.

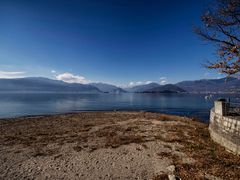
[209,108,240,155]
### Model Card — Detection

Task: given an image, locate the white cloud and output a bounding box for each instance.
[51,70,56,73]
[56,72,91,84]
[0,71,26,78]
[159,77,167,85]
[160,80,167,85]
[127,80,152,87]
[129,82,135,86]
[145,81,152,84]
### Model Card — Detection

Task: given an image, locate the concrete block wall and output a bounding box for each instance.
[209,108,240,155]
[214,100,229,116]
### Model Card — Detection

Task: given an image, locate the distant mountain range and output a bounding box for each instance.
[0,77,239,93]
[143,84,186,93]
[176,77,240,93]
[89,83,126,93]
[0,77,101,93]
[124,83,160,93]
[124,83,186,93]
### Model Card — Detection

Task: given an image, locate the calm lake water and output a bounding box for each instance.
[0,93,239,122]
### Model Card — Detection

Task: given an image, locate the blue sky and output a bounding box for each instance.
[0,0,222,86]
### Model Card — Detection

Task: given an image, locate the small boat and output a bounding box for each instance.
[205,94,213,100]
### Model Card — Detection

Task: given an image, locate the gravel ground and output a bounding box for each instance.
[0,112,239,180]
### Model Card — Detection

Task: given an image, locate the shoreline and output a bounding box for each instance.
[0,110,208,123]
[0,111,239,179]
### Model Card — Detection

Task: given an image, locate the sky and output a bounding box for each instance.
[0,0,223,87]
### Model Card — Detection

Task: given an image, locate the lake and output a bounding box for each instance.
[0,93,239,122]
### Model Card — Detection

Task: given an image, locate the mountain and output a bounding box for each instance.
[143,84,186,93]
[0,77,101,93]
[126,77,240,93]
[90,83,126,93]
[1,76,239,94]
[125,83,185,93]
[176,77,240,93]
[125,83,160,93]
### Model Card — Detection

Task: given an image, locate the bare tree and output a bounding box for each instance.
[195,0,240,76]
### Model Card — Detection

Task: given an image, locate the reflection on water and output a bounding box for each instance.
[0,92,239,122]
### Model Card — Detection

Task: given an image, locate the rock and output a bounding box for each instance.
[168,174,181,180]
[168,174,176,180]
[166,165,175,173]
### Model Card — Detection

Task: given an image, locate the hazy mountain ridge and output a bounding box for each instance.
[176,77,240,93]
[90,83,126,93]
[0,77,101,93]
[143,84,186,93]
[124,83,160,93]
[125,83,185,93]
[0,77,239,93]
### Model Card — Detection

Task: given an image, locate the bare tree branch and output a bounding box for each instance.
[195,0,240,76]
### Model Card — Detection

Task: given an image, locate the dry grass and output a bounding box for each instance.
[0,111,239,179]
[152,173,169,180]
[158,120,240,179]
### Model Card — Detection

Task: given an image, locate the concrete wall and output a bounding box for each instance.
[209,107,240,155]
[214,100,228,116]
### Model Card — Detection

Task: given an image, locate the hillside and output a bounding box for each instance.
[143,84,186,93]
[125,83,185,93]
[90,83,126,93]
[0,77,101,93]
[1,77,239,94]
[176,77,240,93]
[125,83,160,93]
